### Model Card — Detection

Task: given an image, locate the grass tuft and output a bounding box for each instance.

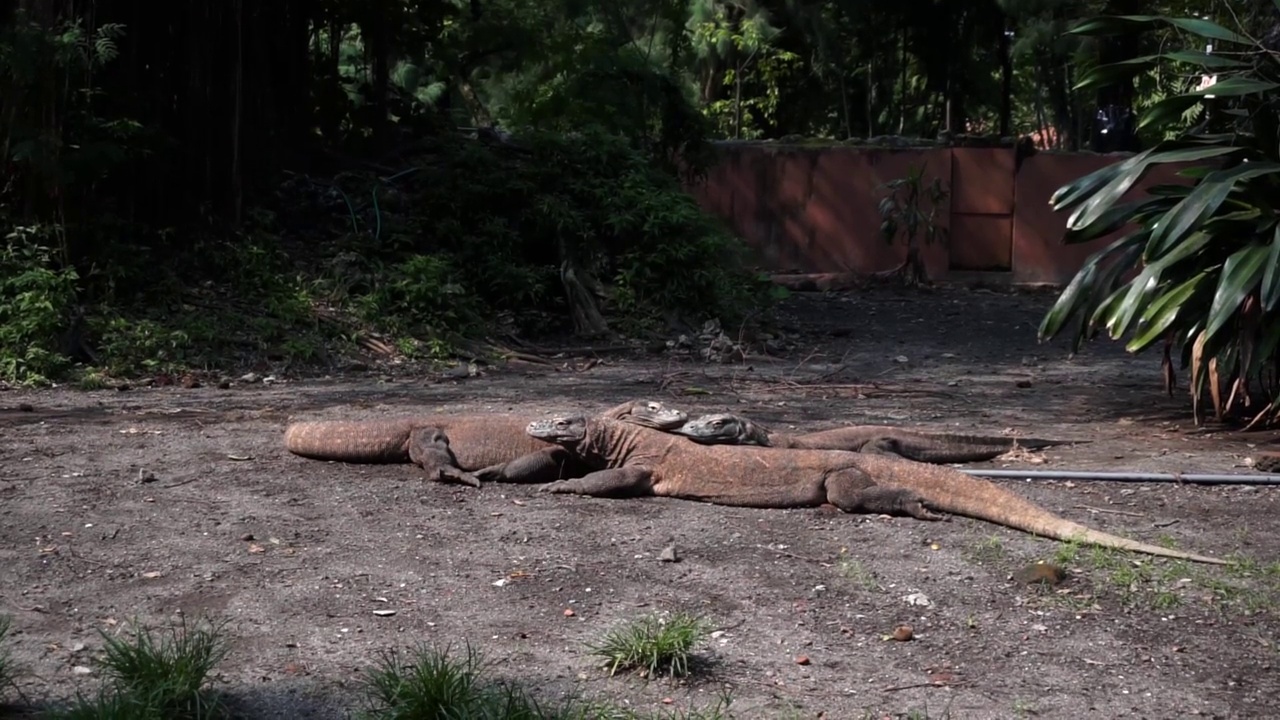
[45,615,230,720]
[96,616,229,718]
[588,612,710,679]
[0,615,15,701]
[358,642,533,720]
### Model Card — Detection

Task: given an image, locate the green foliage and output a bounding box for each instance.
[357,642,733,719]
[358,254,483,342]
[875,163,950,285]
[20,0,1250,380]
[329,129,770,338]
[0,614,14,701]
[877,163,950,251]
[1040,9,1280,425]
[0,227,80,385]
[358,643,520,720]
[691,2,801,140]
[587,612,711,679]
[46,617,230,720]
[496,31,719,181]
[0,12,142,205]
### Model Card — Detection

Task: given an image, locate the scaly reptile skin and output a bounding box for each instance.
[674,412,1083,464]
[525,415,1226,565]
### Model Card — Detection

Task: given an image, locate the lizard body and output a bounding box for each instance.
[525,415,1226,565]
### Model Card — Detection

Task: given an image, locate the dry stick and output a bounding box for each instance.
[785,347,826,384]
[1075,505,1144,518]
[882,681,966,692]
[812,346,856,382]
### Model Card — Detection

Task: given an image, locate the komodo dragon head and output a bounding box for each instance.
[527,414,589,444]
[674,413,762,445]
[613,400,688,430]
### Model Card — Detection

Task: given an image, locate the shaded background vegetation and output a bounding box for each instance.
[0,0,1277,425]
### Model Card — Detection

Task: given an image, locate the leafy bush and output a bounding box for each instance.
[48,617,229,720]
[0,227,80,385]
[348,128,771,336]
[1039,11,1280,425]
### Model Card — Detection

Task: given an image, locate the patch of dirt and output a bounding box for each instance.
[2,286,1279,719]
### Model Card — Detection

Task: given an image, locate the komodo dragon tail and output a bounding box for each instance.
[874,457,1228,565]
[284,419,416,463]
[923,432,1078,452]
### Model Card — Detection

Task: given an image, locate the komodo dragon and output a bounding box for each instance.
[525,415,1227,565]
[284,400,687,486]
[673,413,1081,464]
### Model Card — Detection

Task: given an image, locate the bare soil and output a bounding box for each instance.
[3,286,1279,719]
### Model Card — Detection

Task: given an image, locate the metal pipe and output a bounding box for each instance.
[961,468,1280,486]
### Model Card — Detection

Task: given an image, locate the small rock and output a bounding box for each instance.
[903,592,931,607]
[71,665,92,675]
[240,533,255,542]
[1012,561,1067,586]
[563,609,576,617]
[18,402,34,412]
[239,372,260,384]
[217,380,232,390]
[889,625,914,642]
[658,544,680,563]
[794,655,811,665]
[1015,379,1033,389]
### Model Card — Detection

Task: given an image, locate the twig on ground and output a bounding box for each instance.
[1074,505,1143,518]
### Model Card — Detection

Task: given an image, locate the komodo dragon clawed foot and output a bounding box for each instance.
[539,467,654,498]
[406,427,481,488]
[847,487,948,521]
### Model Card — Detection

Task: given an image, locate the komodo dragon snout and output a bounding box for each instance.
[527,414,589,443]
[624,401,688,429]
[676,413,747,444]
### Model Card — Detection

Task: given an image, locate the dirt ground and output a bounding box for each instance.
[3,286,1279,719]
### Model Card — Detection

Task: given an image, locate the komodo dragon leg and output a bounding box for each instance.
[540,467,656,497]
[823,468,947,520]
[406,427,482,487]
[475,447,582,485]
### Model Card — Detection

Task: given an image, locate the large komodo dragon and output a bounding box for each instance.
[673,412,1082,464]
[525,415,1227,565]
[284,400,687,486]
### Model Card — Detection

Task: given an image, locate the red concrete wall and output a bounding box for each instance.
[690,143,1192,286]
